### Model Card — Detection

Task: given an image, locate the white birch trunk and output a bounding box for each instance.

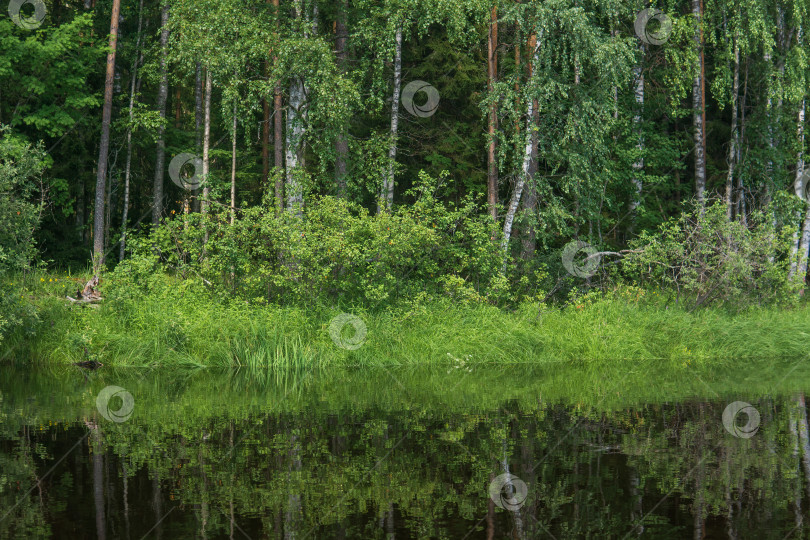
[380,25,402,213]
[725,33,740,220]
[202,68,212,245]
[285,76,305,214]
[230,100,237,225]
[791,27,806,280]
[151,4,169,226]
[502,94,536,256]
[692,0,707,209]
[630,43,644,218]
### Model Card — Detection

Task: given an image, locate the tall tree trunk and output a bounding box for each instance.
[736,59,748,226]
[765,48,775,213]
[230,100,237,225]
[521,32,539,260]
[380,25,402,213]
[285,74,305,213]
[120,0,143,261]
[285,1,308,215]
[502,34,539,260]
[262,94,270,187]
[692,0,707,210]
[152,3,170,226]
[334,0,349,198]
[273,0,284,215]
[791,28,806,281]
[193,62,203,213]
[77,174,85,243]
[92,0,122,268]
[487,6,498,220]
[630,42,644,225]
[202,68,212,244]
[726,32,740,220]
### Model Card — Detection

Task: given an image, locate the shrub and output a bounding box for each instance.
[620,201,798,309]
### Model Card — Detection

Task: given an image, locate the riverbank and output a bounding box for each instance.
[3,271,810,369]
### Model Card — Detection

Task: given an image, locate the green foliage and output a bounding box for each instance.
[121,172,503,308]
[0,128,47,342]
[622,201,798,309]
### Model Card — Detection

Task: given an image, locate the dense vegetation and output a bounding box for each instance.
[4,0,810,361]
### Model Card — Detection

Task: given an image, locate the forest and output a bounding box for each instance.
[4,0,810,359]
[8,2,810,538]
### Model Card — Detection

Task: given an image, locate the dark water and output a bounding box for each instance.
[1,361,809,539]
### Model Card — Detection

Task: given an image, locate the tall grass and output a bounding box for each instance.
[4,270,810,369]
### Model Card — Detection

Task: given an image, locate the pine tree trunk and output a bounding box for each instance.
[487,6,498,221]
[380,25,402,213]
[692,0,707,210]
[119,0,144,261]
[92,0,122,268]
[152,3,170,226]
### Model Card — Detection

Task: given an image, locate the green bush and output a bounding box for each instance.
[621,201,798,309]
[0,128,47,341]
[118,172,506,309]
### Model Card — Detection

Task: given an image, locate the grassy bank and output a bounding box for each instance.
[3,270,810,369]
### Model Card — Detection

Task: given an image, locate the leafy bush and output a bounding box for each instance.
[116,172,506,309]
[620,201,798,309]
[0,129,46,341]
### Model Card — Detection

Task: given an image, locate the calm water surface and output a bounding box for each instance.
[1,361,809,539]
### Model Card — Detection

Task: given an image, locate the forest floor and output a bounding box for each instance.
[3,270,810,369]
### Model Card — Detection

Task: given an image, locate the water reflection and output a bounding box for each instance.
[0,363,808,538]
